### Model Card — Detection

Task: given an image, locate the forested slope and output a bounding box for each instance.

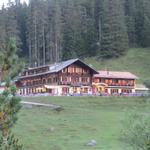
[0,0,150,67]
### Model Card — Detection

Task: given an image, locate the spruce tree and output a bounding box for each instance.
[125,0,137,47]
[100,0,128,58]
[140,0,150,47]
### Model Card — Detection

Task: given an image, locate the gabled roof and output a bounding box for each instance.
[47,58,98,74]
[19,58,98,79]
[94,71,138,79]
[49,58,79,73]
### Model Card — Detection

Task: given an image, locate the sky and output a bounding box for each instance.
[0,0,29,8]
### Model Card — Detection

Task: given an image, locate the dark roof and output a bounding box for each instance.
[94,71,138,79]
[18,58,98,79]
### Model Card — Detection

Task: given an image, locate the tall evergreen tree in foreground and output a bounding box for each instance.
[0,38,23,149]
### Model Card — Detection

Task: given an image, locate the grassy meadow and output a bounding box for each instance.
[85,48,150,84]
[12,96,149,150]
[12,48,150,149]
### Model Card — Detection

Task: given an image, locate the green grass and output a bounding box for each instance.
[12,96,149,150]
[11,48,150,149]
[85,48,150,84]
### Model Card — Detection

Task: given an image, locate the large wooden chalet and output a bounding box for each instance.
[16,59,139,96]
[16,59,98,96]
[93,71,138,95]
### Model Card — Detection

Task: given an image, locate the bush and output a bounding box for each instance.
[144,80,150,91]
[122,109,150,150]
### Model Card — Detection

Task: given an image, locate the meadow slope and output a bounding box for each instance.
[85,48,150,84]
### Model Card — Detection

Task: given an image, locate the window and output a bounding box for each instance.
[47,78,52,83]
[62,77,67,81]
[43,79,46,84]
[126,80,132,86]
[100,78,105,83]
[22,72,26,76]
[79,68,82,73]
[68,67,74,73]
[75,77,79,82]
[113,79,119,83]
[83,69,88,73]
[62,68,66,73]
[82,77,88,83]
[122,89,132,93]
[26,82,31,86]
[53,77,58,83]
[111,89,118,94]
[35,80,39,85]
[39,80,42,84]
[94,78,99,83]
[83,88,88,93]
[76,68,79,73]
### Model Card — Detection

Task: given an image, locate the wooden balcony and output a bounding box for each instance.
[107,83,134,87]
[59,81,90,86]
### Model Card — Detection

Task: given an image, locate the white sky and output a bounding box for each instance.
[0,0,29,8]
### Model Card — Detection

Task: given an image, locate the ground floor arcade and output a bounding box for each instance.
[18,85,92,96]
[92,83,135,95]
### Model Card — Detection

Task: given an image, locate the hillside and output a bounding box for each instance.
[85,48,150,84]
[1,0,150,66]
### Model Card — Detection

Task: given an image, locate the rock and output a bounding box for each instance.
[54,106,64,112]
[47,127,55,132]
[22,104,33,108]
[86,139,97,146]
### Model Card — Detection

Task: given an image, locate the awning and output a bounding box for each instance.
[44,85,58,89]
[92,83,108,86]
[36,87,45,90]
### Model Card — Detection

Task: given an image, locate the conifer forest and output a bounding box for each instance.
[0,0,150,67]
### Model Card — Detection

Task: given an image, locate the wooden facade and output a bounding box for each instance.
[16,59,98,96]
[92,71,138,95]
[16,60,138,96]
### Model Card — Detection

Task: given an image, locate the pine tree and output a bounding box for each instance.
[0,38,23,149]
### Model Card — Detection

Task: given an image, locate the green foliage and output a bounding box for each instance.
[122,109,150,150]
[0,39,23,149]
[0,86,22,149]
[0,93,21,126]
[100,0,128,58]
[2,0,150,65]
[1,38,24,83]
[144,80,150,89]
[10,85,17,96]
[0,133,22,150]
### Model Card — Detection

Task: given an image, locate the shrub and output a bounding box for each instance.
[122,109,150,150]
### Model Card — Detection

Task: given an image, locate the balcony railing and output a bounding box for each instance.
[59,81,90,86]
[107,83,134,86]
